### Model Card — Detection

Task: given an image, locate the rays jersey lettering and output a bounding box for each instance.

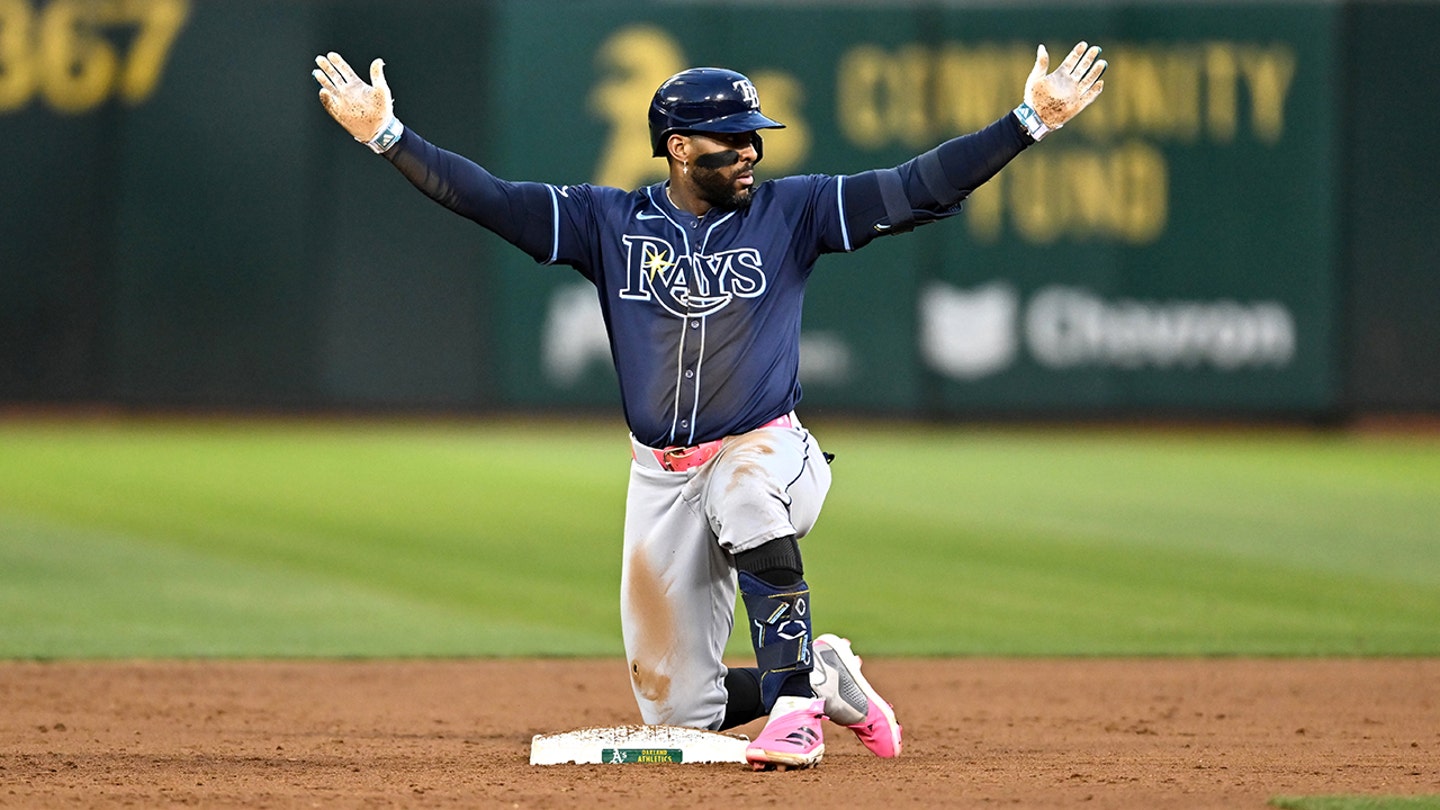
[565,176,857,447]
[619,235,767,318]
[537,175,873,446]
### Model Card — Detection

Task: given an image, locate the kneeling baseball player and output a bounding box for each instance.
[314,42,1105,770]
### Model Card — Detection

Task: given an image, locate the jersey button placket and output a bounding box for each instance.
[675,314,702,444]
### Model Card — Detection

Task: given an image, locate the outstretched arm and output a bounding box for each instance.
[313,52,558,261]
[908,41,1108,211]
[843,40,1108,238]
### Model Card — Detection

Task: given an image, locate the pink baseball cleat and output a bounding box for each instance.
[744,696,826,771]
[810,633,903,758]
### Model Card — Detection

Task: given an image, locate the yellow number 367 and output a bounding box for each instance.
[0,0,190,114]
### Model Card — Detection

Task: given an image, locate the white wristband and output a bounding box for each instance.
[361,117,404,154]
[1012,103,1055,142]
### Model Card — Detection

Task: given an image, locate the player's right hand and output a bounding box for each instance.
[313,52,393,144]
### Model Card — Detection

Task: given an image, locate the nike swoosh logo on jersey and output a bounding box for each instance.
[636,212,667,220]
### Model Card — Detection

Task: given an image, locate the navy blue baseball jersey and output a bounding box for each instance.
[384,114,1030,448]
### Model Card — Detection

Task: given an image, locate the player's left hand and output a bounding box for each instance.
[313,51,393,144]
[1020,41,1107,137]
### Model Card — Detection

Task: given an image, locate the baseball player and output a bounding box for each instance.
[314,42,1105,770]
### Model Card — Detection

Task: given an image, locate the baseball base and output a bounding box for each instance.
[530,724,750,765]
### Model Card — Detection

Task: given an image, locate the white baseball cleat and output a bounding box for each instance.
[810,633,902,758]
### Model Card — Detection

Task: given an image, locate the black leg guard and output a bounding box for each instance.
[735,536,814,711]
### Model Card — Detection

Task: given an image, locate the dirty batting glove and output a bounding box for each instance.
[1013,41,1107,141]
[313,51,404,153]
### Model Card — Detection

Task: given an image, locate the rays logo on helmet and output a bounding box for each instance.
[733,78,761,109]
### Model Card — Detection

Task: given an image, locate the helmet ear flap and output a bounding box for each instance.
[752,132,764,165]
[650,124,669,158]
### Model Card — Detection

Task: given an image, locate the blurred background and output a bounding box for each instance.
[4,0,1437,423]
[3,0,1440,661]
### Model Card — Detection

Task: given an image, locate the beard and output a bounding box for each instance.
[691,163,755,212]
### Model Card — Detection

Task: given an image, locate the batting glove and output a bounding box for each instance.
[313,51,404,153]
[1013,41,1107,141]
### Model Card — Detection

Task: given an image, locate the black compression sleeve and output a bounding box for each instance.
[838,113,1032,241]
[733,535,804,587]
[900,113,1031,209]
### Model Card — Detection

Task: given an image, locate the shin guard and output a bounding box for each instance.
[738,570,814,711]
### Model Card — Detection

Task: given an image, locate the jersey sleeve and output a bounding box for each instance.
[382,127,571,266]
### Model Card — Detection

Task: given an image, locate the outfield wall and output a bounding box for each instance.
[2,0,1436,417]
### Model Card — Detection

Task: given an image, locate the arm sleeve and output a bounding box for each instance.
[381,127,559,263]
[836,112,1030,250]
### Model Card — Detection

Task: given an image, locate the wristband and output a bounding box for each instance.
[361,117,404,154]
[1012,103,1055,142]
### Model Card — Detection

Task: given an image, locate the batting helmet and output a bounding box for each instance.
[648,67,786,158]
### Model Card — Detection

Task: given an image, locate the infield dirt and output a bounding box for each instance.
[2,658,1436,808]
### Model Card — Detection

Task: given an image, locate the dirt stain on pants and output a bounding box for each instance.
[625,548,674,709]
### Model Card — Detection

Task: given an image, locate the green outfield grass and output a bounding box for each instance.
[1,417,1437,658]
[1271,797,1440,810]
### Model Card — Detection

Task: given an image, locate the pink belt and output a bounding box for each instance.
[634,412,797,472]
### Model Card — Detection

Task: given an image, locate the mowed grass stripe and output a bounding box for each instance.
[0,514,614,658]
[1,420,1437,658]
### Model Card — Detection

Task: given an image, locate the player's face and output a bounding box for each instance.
[687,132,760,211]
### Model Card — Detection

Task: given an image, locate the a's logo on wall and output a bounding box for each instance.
[619,235,767,318]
